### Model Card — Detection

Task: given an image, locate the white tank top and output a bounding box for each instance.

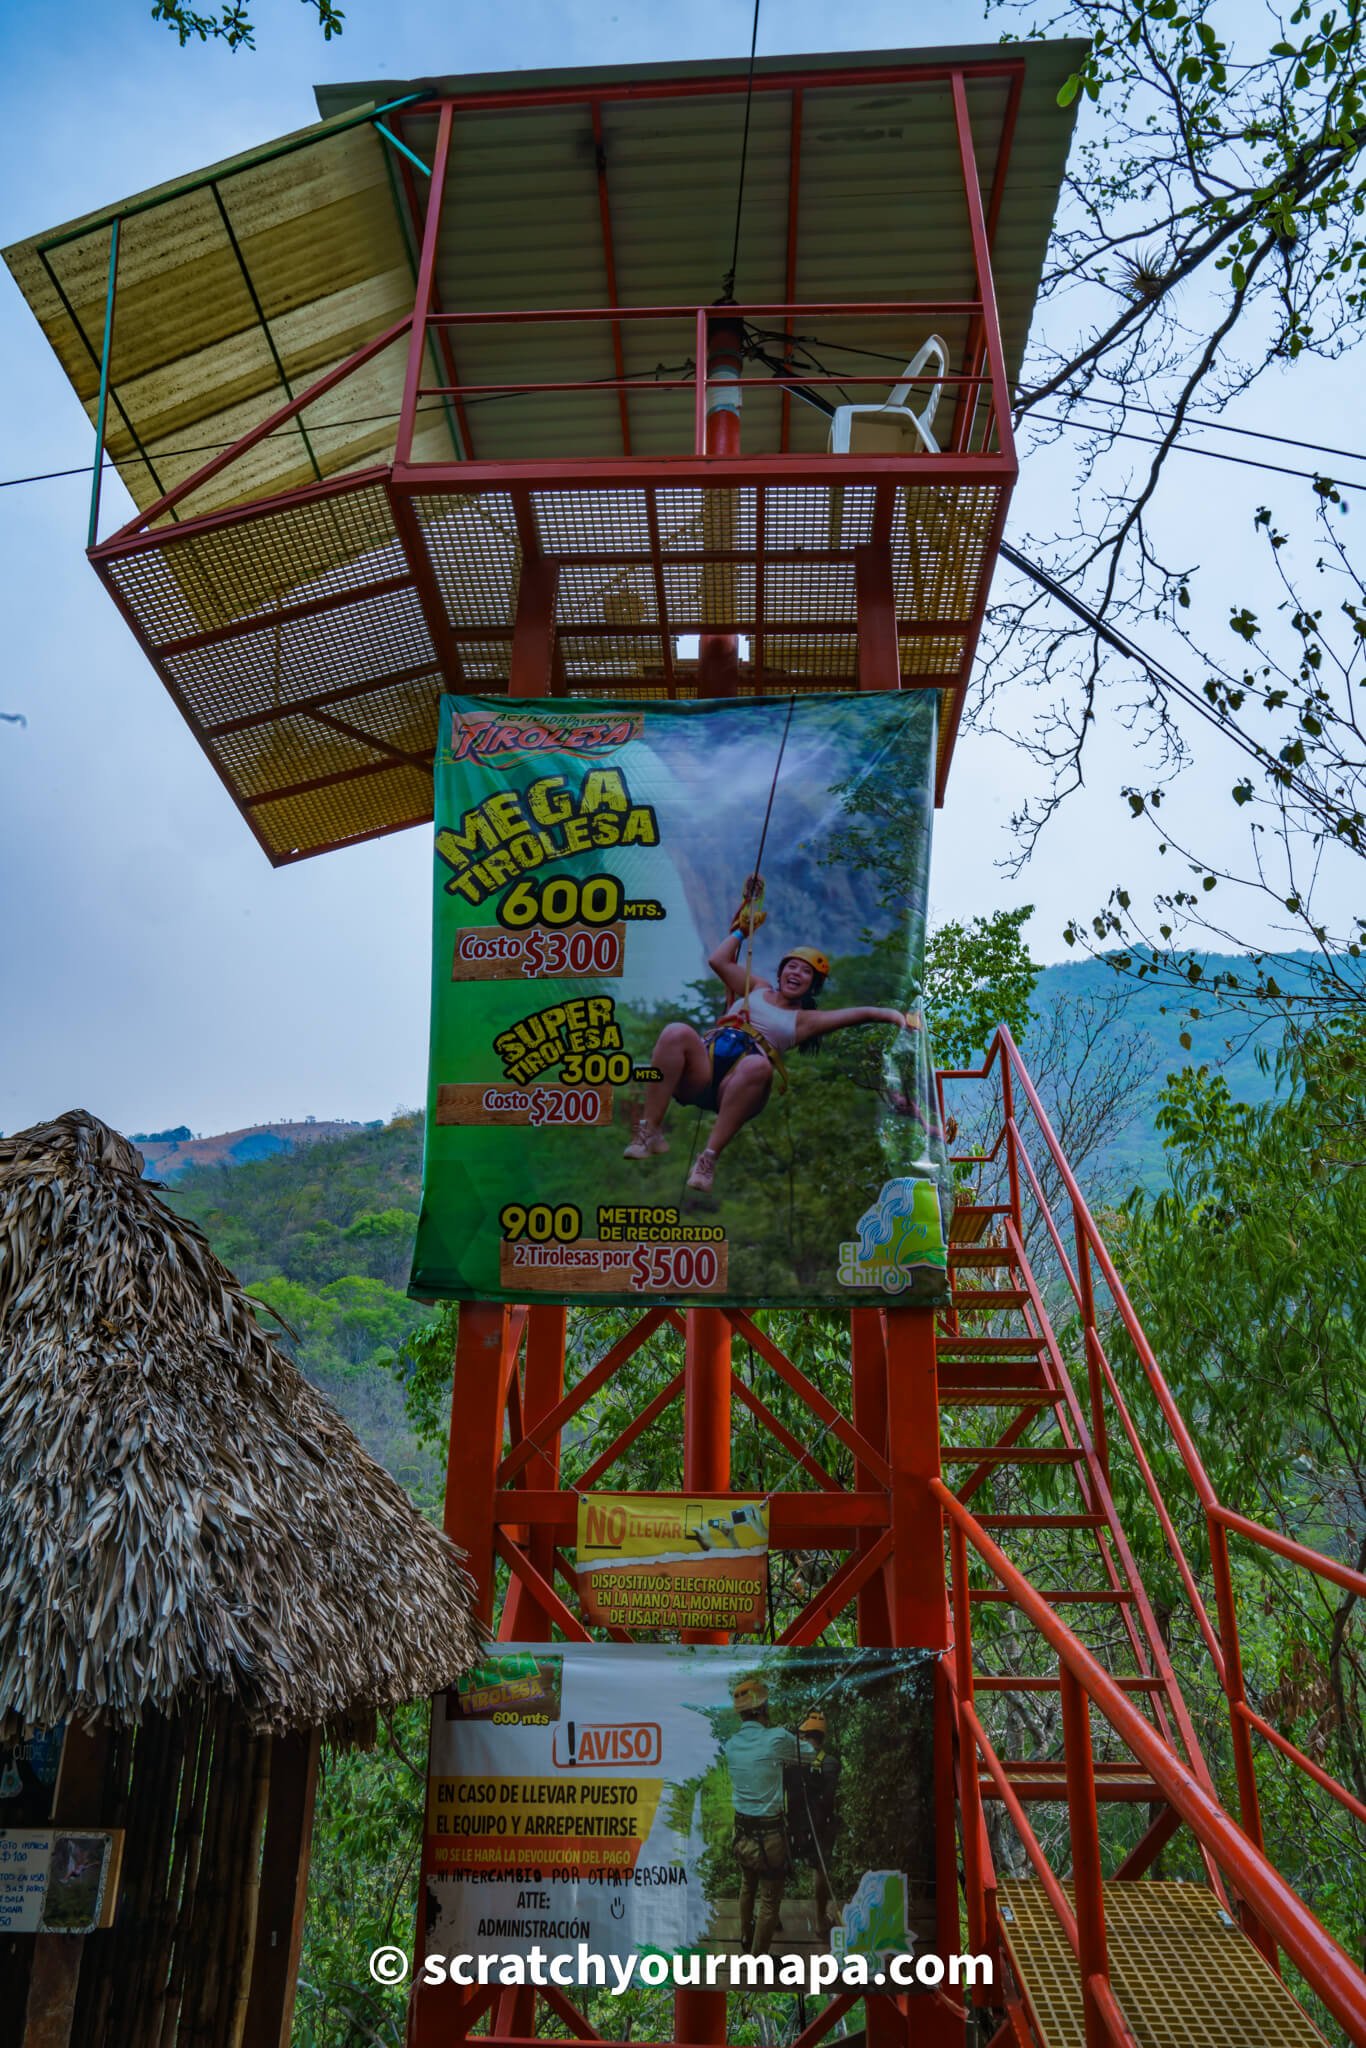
[720,983,803,1053]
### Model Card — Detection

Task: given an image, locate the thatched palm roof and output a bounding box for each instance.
[0,1111,479,1737]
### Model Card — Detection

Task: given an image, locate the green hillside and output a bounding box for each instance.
[167,1112,439,1494]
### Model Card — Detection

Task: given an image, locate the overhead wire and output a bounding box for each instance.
[751,322,1366,468]
[0,364,697,494]
[720,0,762,302]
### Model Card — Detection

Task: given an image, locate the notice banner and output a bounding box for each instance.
[575,1495,769,1633]
[424,1643,936,1981]
[412,694,949,1307]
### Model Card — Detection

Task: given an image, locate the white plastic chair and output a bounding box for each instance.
[826,334,949,457]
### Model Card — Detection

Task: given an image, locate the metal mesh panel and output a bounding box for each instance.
[999,1880,1325,2048]
[899,634,965,680]
[450,637,512,683]
[105,482,402,639]
[766,483,874,551]
[316,673,445,759]
[557,563,658,629]
[212,716,377,802]
[93,468,1004,858]
[559,634,662,679]
[532,489,651,555]
[165,585,435,725]
[250,761,433,861]
[765,561,856,623]
[895,481,1001,625]
[413,493,520,626]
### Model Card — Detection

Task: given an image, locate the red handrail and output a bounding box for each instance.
[938,1023,1366,2042]
[937,1481,1366,2045]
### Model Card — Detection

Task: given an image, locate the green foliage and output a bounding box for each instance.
[1104,1017,1366,1970]
[169,1116,438,1495]
[150,0,343,50]
[923,906,1041,1067]
[294,1709,426,2047]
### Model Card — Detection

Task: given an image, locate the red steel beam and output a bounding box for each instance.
[397,102,455,464]
[393,111,478,463]
[394,59,1027,117]
[105,329,409,543]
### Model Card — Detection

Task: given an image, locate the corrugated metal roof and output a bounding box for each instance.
[5,42,1083,517]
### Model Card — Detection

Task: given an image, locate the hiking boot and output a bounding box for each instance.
[623,1119,669,1159]
[686,1148,717,1192]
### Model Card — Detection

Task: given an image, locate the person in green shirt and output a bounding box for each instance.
[722,1675,813,1954]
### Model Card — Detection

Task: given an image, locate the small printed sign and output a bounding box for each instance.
[0,1828,123,1934]
[575,1493,769,1632]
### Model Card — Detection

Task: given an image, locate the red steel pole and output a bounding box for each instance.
[677,310,740,2048]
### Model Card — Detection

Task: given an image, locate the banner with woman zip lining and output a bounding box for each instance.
[410,692,949,1308]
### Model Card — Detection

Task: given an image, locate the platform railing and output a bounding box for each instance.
[937,1025,1366,2044]
[411,301,1009,461]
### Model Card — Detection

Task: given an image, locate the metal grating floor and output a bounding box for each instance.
[95,469,1006,864]
[997,1880,1327,2048]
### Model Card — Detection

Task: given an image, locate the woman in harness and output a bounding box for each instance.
[624,875,919,1193]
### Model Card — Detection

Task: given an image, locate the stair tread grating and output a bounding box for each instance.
[997,1878,1326,2048]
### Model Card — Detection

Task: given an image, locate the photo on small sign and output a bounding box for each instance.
[40,1831,115,1932]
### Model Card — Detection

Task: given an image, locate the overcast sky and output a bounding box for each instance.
[0,0,1357,1139]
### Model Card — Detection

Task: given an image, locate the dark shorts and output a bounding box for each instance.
[696,1026,763,1113]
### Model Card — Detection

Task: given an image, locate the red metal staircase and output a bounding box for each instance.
[936,1028,1366,2046]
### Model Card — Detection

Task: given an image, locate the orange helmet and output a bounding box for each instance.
[800,1710,827,1735]
[780,947,830,980]
[731,1676,769,1712]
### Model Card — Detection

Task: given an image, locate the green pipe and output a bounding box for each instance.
[373,120,431,177]
[39,91,426,255]
[87,215,120,550]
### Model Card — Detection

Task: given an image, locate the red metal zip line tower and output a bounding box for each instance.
[7,45,1366,2048]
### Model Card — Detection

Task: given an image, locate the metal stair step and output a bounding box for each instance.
[949,1287,1030,1311]
[949,1203,1011,1244]
[939,1362,1051,1390]
[975,1513,1105,1528]
[936,1335,1048,1357]
[942,1446,1081,1464]
[948,1246,1016,1268]
[996,1877,1326,2046]
[981,1759,1158,1802]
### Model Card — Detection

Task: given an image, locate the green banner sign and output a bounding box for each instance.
[411,693,948,1307]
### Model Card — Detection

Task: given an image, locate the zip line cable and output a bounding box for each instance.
[720,0,762,302]
[742,693,798,1010]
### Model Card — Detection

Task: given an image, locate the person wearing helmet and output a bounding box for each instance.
[721,1675,815,1955]
[623,873,919,1192]
[785,1709,843,1937]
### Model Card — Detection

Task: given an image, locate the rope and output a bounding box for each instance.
[720,0,763,301]
[742,693,797,1010]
